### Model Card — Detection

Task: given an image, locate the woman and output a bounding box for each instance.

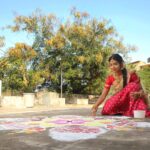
[91,54,150,117]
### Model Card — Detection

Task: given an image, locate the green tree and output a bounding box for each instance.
[5,43,42,94]
[3,9,136,95]
[138,66,150,94]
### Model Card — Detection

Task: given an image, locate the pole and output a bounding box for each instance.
[60,67,63,98]
[0,80,2,97]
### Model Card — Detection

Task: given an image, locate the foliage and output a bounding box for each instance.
[1,43,42,94]
[1,9,136,95]
[138,66,150,94]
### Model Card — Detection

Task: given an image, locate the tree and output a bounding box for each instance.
[4,43,43,94]
[44,9,136,94]
[3,9,136,95]
[138,66,150,94]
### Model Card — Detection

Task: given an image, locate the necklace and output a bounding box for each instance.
[112,73,123,92]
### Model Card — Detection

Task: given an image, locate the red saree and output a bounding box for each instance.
[101,71,150,117]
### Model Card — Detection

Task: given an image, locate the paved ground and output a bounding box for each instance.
[0,106,150,150]
[0,105,92,114]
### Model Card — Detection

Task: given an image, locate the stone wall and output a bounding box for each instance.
[0,91,98,108]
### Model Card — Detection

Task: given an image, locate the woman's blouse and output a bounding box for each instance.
[104,71,140,95]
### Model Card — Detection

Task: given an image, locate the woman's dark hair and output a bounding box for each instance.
[109,54,127,87]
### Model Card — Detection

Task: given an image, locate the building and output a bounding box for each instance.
[129,61,146,71]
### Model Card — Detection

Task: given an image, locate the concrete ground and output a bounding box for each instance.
[0,106,150,150]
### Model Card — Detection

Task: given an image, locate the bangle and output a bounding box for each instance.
[92,108,97,113]
[139,91,143,97]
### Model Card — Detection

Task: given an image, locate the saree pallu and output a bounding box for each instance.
[101,82,150,117]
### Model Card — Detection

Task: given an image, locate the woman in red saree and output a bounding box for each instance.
[91,54,150,117]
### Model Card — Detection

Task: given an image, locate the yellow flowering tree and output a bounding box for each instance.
[3,9,136,94]
[5,43,39,93]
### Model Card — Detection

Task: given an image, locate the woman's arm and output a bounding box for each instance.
[91,88,109,116]
[130,89,148,104]
[130,90,144,99]
[129,71,148,103]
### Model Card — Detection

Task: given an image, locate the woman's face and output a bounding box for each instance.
[109,59,122,73]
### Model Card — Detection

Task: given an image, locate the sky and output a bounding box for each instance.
[0,0,150,62]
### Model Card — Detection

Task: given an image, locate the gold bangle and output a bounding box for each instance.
[92,108,97,113]
[139,92,142,97]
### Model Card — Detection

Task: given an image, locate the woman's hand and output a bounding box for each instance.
[91,105,98,116]
[130,91,142,100]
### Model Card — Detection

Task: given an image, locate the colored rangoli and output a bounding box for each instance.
[0,115,150,141]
